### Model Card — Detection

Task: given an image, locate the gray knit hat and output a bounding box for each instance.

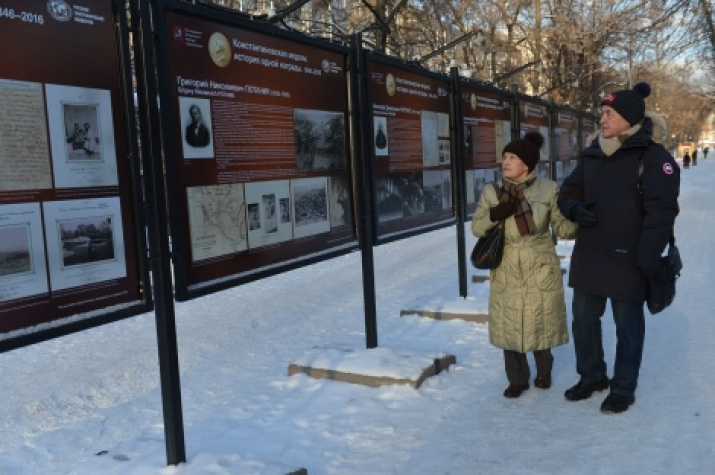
[600,82,651,126]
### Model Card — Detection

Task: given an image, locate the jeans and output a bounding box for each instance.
[572,290,645,396]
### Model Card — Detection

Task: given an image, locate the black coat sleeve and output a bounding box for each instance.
[557,159,586,220]
[636,145,680,269]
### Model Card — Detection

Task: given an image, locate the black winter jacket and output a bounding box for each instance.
[558,118,680,302]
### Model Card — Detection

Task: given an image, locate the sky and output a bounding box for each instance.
[1,153,714,475]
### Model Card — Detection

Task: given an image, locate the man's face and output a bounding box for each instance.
[190,107,201,123]
[600,105,631,138]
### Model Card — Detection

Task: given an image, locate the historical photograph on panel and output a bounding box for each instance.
[465,169,476,205]
[58,216,116,268]
[421,110,439,167]
[536,162,550,179]
[464,125,475,162]
[374,116,389,156]
[186,183,247,262]
[495,120,511,164]
[0,226,32,277]
[376,172,425,222]
[43,197,127,292]
[0,79,52,191]
[279,197,291,224]
[438,139,451,165]
[263,193,278,234]
[291,177,330,239]
[294,109,347,171]
[555,161,565,184]
[45,84,118,188]
[422,169,451,212]
[247,203,261,231]
[179,96,214,159]
[329,175,351,229]
[473,169,487,204]
[63,104,102,161]
[0,203,49,303]
[441,169,452,209]
[437,112,451,165]
[245,180,292,249]
[539,126,550,162]
[570,129,579,158]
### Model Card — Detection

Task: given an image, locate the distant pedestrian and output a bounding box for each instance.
[692,149,698,166]
[704,146,709,159]
[683,152,691,169]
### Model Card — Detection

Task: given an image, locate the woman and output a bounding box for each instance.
[472,131,577,398]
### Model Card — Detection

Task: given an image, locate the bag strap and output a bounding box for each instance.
[637,146,676,246]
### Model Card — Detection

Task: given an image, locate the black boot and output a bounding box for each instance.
[600,393,635,414]
[564,377,609,401]
[503,383,529,398]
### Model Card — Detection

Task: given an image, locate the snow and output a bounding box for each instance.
[1,159,714,475]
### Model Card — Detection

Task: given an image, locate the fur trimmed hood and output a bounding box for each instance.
[584,109,669,147]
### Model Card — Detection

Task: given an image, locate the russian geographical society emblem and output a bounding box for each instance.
[208,32,231,68]
[47,0,72,21]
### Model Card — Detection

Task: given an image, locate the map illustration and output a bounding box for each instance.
[186,183,247,262]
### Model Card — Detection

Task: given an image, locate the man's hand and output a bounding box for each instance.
[570,201,598,228]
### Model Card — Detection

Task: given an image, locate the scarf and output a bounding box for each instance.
[500,176,537,236]
[598,121,643,156]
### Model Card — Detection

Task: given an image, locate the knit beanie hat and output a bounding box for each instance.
[502,131,544,172]
[600,82,651,126]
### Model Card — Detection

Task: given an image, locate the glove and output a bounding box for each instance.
[569,202,598,228]
[489,201,518,222]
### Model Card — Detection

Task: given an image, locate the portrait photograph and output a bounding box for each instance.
[279,198,291,224]
[329,175,351,229]
[45,84,118,188]
[374,116,389,156]
[63,104,102,162]
[179,96,214,159]
[245,180,292,249]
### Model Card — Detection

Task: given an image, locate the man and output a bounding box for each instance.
[185,104,211,147]
[558,82,680,414]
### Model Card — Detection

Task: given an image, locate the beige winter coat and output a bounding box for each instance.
[472,174,577,352]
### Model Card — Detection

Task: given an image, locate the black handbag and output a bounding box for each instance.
[470,220,505,270]
[645,238,683,315]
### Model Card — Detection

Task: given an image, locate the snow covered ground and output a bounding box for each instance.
[1,157,714,474]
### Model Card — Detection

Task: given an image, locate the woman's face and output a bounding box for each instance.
[502,152,529,183]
